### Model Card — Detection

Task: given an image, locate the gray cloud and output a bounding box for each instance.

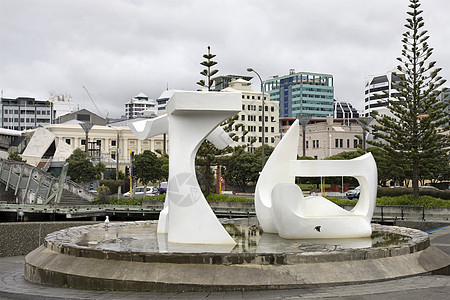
[1,0,449,117]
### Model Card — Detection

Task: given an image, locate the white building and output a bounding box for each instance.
[222,79,279,153]
[49,93,75,119]
[125,93,157,119]
[21,123,166,173]
[363,69,403,117]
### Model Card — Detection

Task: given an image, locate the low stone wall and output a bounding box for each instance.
[0,221,96,257]
[394,220,450,232]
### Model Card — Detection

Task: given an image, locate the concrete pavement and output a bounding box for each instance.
[0,225,449,299]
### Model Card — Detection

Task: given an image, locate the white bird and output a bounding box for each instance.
[105,216,110,226]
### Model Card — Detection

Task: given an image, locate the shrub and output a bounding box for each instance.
[377,187,450,200]
[99,180,124,194]
[96,185,111,204]
[109,198,143,205]
[206,193,253,203]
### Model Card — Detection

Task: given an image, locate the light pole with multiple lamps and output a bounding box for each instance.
[247,68,266,170]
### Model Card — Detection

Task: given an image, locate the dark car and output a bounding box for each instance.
[158,182,168,194]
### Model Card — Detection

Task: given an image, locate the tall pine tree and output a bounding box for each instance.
[369,0,449,199]
[196,46,219,91]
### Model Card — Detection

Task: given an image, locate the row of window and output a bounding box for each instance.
[242,95,267,100]
[2,118,50,123]
[3,109,51,115]
[240,136,275,144]
[240,115,277,122]
[243,105,276,112]
[240,126,277,133]
[304,139,361,149]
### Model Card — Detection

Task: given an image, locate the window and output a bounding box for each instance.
[65,139,71,145]
[265,116,268,122]
[335,139,339,148]
[306,141,309,148]
[111,140,117,146]
[354,139,358,148]
[271,116,275,122]
[313,140,316,148]
[81,139,86,145]
[347,139,350,148]
[241,115,245,121]
[271,137,275,143]
[317,140,319,148]
[340,139,343,148]
[77,114,90,121]
[271,127,274,133]
[271,106,274,112]
[111,152,116,160]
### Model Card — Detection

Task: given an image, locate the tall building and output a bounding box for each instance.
[363,70,403,117]
[125,93,157,119]
[222,79,279,153]
[265,69,334,118]
[213,75,253,91]
[0,97,53,130]
[49,93,75,119]
[334,100,359,119]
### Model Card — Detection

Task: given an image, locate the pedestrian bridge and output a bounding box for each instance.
[0,159,94,206]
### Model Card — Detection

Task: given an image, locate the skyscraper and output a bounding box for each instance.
[265,70,334,118]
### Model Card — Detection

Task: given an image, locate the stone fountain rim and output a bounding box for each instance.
[43,220,430,266]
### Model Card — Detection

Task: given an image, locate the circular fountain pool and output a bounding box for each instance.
[24,218,449,292]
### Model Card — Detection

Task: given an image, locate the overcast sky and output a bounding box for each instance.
[1,0,449,118]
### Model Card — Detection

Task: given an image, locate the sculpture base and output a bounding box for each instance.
[24,220,450,292]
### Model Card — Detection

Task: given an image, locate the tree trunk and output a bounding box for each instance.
[412,160,419,200]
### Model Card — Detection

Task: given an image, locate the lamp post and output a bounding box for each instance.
[356,117,373,152]
[247,68,265,169]
[297,114,312,157]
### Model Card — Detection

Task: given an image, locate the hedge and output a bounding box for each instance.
[377,187,450,200]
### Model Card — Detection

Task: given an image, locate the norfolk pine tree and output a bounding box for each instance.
[369,0,450,199]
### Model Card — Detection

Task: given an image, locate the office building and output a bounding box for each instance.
[213,75,253,91]
[1,97,53,131]
[363,70,403,117]
[222,79,279,153]
[265,69,334,119]
[334,100,359,120]
[125,93,157,119]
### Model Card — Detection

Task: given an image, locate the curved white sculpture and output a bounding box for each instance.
[130,90,240,245]
[255,119,377,239]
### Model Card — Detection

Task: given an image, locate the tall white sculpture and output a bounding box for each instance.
[130,90,240,245]
[255,119,377,239]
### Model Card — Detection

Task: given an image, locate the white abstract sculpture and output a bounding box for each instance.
[130,90,240,245]
[255,119,377,239]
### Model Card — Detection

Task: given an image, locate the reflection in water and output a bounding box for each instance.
[74,219,407,254]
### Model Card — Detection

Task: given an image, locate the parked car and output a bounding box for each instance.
[158,182,168,194]
[345,186,360,200]
[419,185,438,190]
[123,186,159,198]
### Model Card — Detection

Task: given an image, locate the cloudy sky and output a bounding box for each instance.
[1,0,449,118]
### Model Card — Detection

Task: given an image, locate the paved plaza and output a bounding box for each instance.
[0,225,449,299]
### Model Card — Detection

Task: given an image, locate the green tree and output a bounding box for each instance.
[7,152,26,163]
[66,148,102,183]
[369,0,449,199]
[133,150,162,185]
[196,46,219,91]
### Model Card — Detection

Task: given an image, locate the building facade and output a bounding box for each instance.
[280,116,362,160]
[213,75,253,91]
[222,79,279,153]
[334,100,359,120]
[0,97,53,130]
[125,93,157,119]
[265,70,334,119]
[49,93,75,119]
[21,124,166,173]
[363,70,403,117]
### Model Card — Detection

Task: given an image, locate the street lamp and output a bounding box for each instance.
[247,68,266,169]
[297,114,312,157]
[356,117,373,152]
